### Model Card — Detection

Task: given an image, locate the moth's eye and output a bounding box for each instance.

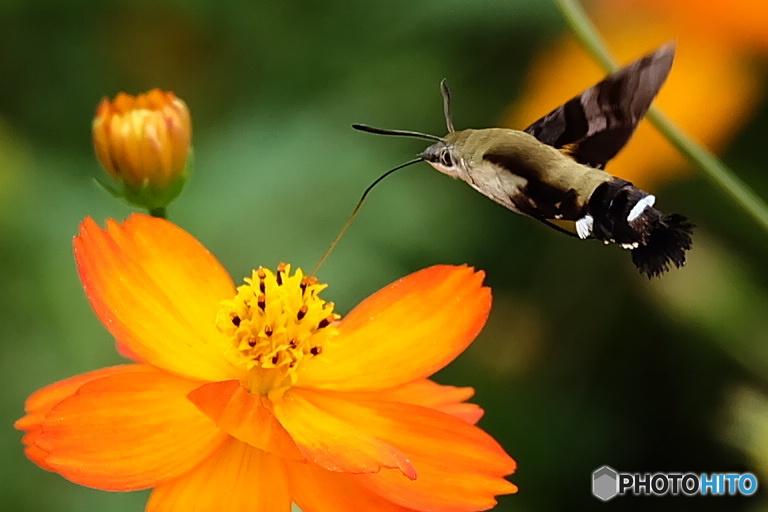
[439,151,455,168]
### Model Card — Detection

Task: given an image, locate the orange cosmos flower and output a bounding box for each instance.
[92,89,191,212]
[16,214,516,512]
[504,0,763,191]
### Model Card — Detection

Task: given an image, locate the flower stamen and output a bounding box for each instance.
[216,264,340,396]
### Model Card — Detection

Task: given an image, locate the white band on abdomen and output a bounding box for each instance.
[627,195,656,222]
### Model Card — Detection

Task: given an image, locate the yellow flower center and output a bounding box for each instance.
[216,263,339,397]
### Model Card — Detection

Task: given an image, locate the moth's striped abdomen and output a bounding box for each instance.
[583,179,693,277]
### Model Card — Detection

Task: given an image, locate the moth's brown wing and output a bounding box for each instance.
[523,43,675,169]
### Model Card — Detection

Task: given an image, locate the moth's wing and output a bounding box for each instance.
[523,43,675,169]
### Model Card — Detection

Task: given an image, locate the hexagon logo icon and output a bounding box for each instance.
[593,466,619,501]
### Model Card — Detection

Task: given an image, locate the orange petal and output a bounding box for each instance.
[298,265,491,391]
[356,462,516,512]
[272,388,416,479]
[147,439,290,512]
[287,460,419,512]
[28,366,228,490]
[300,389,516,512]
[188,380,303,460]
[345,379,484,424]
[433,402,484,425]
[16,364,149,472]
[16,364,142,431]
[74,214,240,382]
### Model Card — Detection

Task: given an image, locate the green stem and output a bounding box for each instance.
[149,206,167,219]
[554,0,768,234]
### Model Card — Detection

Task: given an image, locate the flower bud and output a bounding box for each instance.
[92,89,191,214]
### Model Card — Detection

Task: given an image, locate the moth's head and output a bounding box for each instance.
[352,79,462,176]
[418,141,462,178]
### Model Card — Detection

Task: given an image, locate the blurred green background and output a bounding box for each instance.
[3,0,768,510]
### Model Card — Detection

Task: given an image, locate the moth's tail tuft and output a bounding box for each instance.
[631,213,694,279]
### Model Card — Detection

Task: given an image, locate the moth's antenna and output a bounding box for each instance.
[440,79,455,133]
[309,157,423,277]
[352,124,443,142]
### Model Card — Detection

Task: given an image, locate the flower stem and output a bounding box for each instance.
[554,0,768,234]
[149,206,167,219]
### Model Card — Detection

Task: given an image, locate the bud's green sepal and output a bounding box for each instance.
[94,154,192,217]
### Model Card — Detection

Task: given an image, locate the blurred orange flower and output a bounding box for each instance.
[16,214,516,512]
[504,0,764,190]
[92,89,191,210]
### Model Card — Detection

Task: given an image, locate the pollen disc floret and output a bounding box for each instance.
[216,263,339,395]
